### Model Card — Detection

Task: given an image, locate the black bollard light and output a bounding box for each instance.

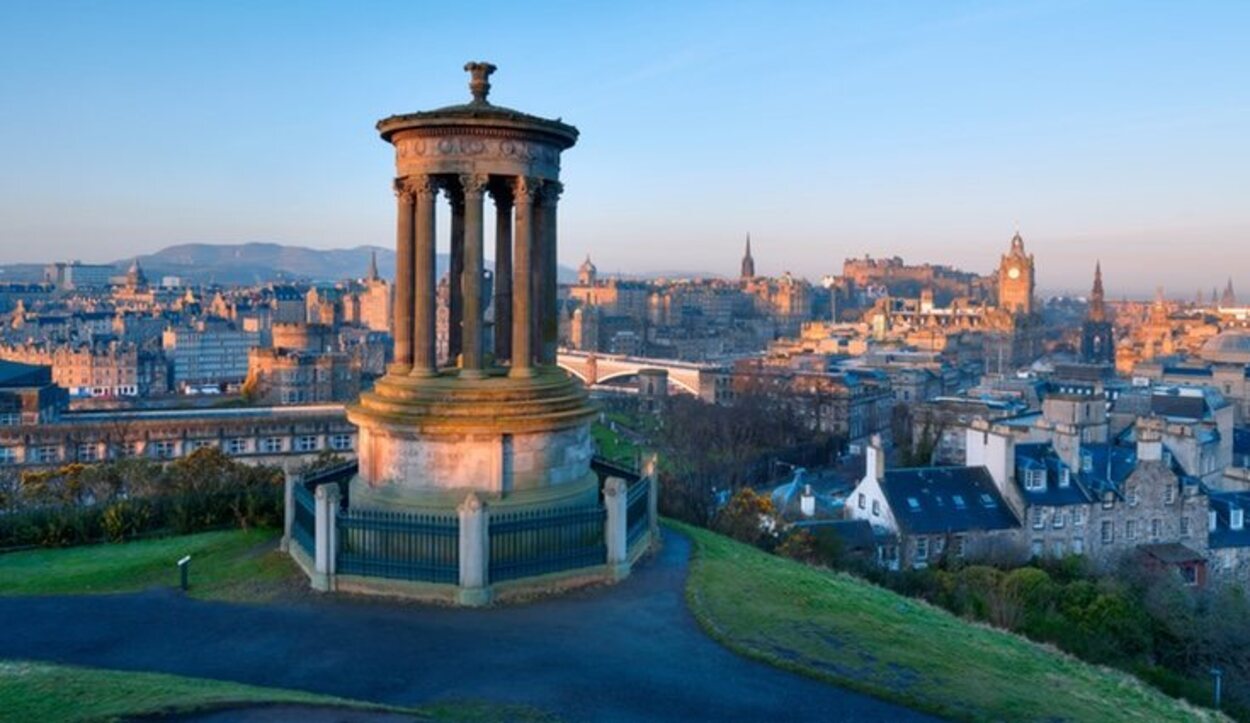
[178,555,191,591]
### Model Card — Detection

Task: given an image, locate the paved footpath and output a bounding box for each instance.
[0,531,937,722]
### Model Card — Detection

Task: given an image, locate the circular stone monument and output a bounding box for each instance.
[347,62,597,512]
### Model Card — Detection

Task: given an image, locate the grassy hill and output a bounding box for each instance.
[675,520,1223,723]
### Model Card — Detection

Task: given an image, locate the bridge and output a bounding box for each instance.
[556,350,730,403]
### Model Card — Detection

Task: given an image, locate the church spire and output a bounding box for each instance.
[1222,277,1237,307]
[740,233,755,280]
[1087,261,1106,322]
[366,250,379,282]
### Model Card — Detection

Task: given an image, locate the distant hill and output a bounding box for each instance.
[105,242,577,286]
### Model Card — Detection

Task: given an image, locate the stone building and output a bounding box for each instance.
[162,320,260,390]
[0,340,168,398]
[245,347,361,405]
[732,357,892,443]
[847,437,1023,569]
[1081,262,1115,365]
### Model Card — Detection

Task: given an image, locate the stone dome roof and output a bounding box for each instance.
[1201,331,1250,364]
[376,62,578,147]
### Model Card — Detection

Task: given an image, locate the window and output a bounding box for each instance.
[32,445,59,463]
[1031,508,1044,529]
[1101,520,1114,544]
[952,495,966,510]
[871,500,880,516]
[261,437,284,454]
[953,535,966,558]
[980,493,997,508]
[915,537,929,561]
[1210,510,1218,532]
[1082,453,1093,473]
[1126,520,1137,541]
[1073,507,1085,527]
[1073,537,1085,555]
[1128,488,1139,507]
[122,441,140,458]
[294,435,319,452]
[1233,509,1245,531]
[227,438,250,455]
[152,440,176,459]
[77,443,98,461]
[1181,566,1197,586]
[1052,540,1066,557]
[0,412,19,426]
[189,440,215,452]
[1165,486,1177,505]
[0,447,16,464]
[1053,510,1066,529]
[1102,493,1114,510]
[1024,468,1046,492]
[1060,469,1071,488]
[857,493,865,510]
[329,434,353,451]
[1180,516,1191,538]
[907,497,921,511]
[1030,539,1044,557]
[1151,518,1162,540]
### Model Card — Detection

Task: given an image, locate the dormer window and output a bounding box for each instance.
[1210,510,1218,532]
[1060,469,1071,488]
[1233,508,1244,531]
[1082,453,1093,473]
[1024,468,1046,492]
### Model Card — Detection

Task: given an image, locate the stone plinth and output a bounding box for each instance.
[347,366,596,511]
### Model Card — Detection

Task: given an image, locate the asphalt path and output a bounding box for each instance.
[0,530,936,722]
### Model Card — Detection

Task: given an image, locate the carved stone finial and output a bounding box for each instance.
[464,61,497,104]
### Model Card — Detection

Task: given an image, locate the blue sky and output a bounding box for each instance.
[1,1,1247,295]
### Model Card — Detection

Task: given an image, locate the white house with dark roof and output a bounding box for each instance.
[847,436,1023,569]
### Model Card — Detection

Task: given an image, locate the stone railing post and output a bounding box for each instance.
[457,493,490,606]
[644,452,660,537]
[312,483,340,592]
[604,477,629,579]
[280,472,297,553]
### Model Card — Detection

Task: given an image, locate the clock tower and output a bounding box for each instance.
[997,231,1035,315]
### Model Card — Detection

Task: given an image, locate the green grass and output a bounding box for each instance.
[591,420,640,466]
[0,659,556,723]
[0,528,303,602]
[674,520,1225,723]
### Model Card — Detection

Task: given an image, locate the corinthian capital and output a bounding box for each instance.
[536,180,564,207]
[458,173,491,200]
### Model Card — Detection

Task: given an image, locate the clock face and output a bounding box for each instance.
[1007,267,1021,280]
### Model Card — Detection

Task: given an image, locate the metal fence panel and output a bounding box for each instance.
[488,504,606,583]
[292,482,316,557]
[626,478,650,551]
[337,508,459,584]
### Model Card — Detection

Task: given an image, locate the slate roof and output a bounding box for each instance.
[1074,443,1139,498]
[1208,491,1250,549]
[1138,542,1205,564]
[790,519,878,553]
[1014,443,1096,506]
[0,359,51,388]
[880,466,1020,535]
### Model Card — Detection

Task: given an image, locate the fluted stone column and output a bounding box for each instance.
[412,176,438,377]
[492,187,513,364]
[531,191,547,362]
[460,174,488,378]
[393,179,415,371]
[510,176,539,377]
[448,191,465,363]
[540,181,562,364]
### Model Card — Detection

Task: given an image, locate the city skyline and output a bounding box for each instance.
[2,1,1248,295]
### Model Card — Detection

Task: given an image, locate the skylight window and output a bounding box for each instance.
[907,497,921,511]
[980,493,997,508]
[952,495,966,509]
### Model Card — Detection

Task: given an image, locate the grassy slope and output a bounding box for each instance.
[0,529,300,602]
[674,520,1223,723]
[0,660,555,723]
